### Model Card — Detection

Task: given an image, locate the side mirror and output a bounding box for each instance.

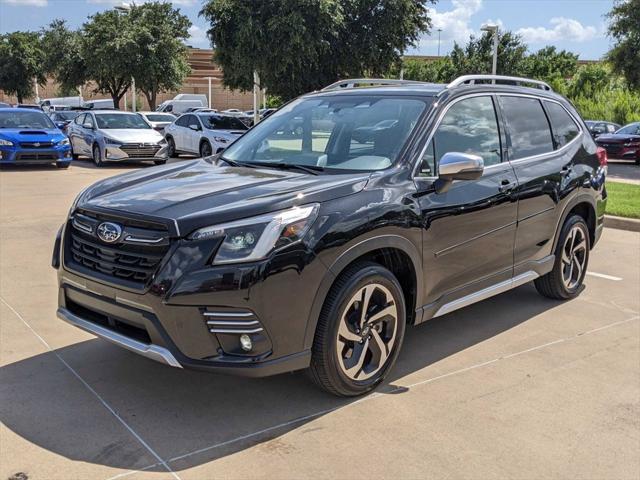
[435,152,484,193]
[83,123,94,130]
[55,122,66,130]
[189,124,200,131]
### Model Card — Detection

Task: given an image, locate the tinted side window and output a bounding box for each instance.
[419,96,501,175]
[175,115,189,127]
[499,96,553,160]
[544,101,579,148]
[75,114,85,125]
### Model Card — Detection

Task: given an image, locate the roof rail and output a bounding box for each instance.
[321,78,428,91]
[447,75,553,91]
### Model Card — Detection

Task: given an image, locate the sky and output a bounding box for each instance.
[0,0,614,60]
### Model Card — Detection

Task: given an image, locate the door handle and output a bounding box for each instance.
[499,179,517,193]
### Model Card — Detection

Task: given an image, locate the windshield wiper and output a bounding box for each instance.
[218,156,257,168]
[248,161,324,175]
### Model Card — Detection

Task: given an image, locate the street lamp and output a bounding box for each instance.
[437,28,442,57]
[481,23,499,82]
[115,2,136,112]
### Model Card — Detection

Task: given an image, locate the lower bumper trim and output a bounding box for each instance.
[57,307,183,369]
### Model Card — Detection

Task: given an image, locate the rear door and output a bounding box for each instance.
[497,95,581,271]
[415,94,518,308]
[172,115,191,152]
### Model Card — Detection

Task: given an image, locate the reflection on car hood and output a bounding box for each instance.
[100,129,164,144]
[0,128,66,143]
[79,159,370,235]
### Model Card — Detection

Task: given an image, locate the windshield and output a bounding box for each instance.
[223,95,430,171]
[616,123,640,135]
[201,114,248,131]
[144,114,175,122]
[53,111,79,121]
[95,113,151,129]
[0,110,55,129]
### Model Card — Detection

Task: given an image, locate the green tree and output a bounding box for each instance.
[41,20,87,95]
[81,10,136,109]
[522,46,578,81]
[448,31,528,79]
[200,0,432,99]
[606,0,640,90]
[128,2,192,110]
[0,32,46,103]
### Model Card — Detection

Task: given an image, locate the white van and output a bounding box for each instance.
[156,100,205,114]
[40,96,83,112]
[173,94,208,105]
[83,99,115,110]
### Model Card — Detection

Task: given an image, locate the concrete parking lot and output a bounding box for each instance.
[1,159,639,480]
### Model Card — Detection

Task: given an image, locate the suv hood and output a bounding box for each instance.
[101,129,164,144]
[78,159,370,236]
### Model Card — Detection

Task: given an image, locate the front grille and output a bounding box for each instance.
[20,141,54,148]
[15,152,58,161]
[121,144,161,158]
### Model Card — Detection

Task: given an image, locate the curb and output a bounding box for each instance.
[605,215,640,232]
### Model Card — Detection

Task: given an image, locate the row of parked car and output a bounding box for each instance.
[0,99,638,168]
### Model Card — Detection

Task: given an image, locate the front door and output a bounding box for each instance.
[415,95,518,310]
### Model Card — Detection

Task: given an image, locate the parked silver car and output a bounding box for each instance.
[67,110,168,167]
[137,111,176,134]
[164,112,248,158]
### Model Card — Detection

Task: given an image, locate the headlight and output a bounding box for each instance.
[68,186,91,217]
[58,138,70,146]
[104,137,123,146]
[623,142,638,147]
[213,136,230,144]
[190,204,319,264]
[0,138,13,147]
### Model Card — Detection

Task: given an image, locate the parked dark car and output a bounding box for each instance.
[585,120,621,138]
[50,111,81,134]
[53,75,607,396]
[595,122,640,164]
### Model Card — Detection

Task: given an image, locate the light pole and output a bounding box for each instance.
[437,28,442,57]
[481,24,499,82]
[115,3,135,111]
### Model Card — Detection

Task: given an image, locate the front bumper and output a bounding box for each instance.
[54,219,327,377]
[0,145,72,165]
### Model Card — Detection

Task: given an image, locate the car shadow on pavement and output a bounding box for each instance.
[0,283,563,473]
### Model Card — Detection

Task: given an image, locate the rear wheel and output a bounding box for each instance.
[200,140,212,158]
[55,162,70,169]
[154,159,167,166]
[535,215,590,300]
[92,144,104,167]
[309,262,406,396]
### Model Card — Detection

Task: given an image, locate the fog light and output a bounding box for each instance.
[239,334,253,352]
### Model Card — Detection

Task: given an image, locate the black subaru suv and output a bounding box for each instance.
[53,75,607,396]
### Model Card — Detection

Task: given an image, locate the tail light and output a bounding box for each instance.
[596,147,607,168]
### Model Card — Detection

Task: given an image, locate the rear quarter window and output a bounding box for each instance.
[544,101,580,148]
[499,96,554,160]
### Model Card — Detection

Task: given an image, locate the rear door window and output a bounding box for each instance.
[544,101,580,148]
[499,96,554,160]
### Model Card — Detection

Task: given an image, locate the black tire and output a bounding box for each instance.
[535,215,590,300]
[92,144,104,167]
[309,261,406,396]
[200,140,212,158]
[166,136,177,158]
[55,162,70,169]
[70,143,79,160]
[154,159,167,166]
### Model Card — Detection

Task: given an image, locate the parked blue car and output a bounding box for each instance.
[0,108,72,168]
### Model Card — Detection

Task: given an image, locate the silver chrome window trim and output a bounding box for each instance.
[412,91,584,179]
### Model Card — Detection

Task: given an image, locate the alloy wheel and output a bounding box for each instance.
[336,283,398,381]
[561,225,587,290]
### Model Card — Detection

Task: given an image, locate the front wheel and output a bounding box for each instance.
[309,262,406,396]
[200,141,212,158]
[535,215,590,300]
[92,144,104,167]
[166,137,177,158]
[154,159,167,166]
[55,162,70,169]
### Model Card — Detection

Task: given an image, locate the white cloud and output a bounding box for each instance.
[1,0,47,6]
[188,25,209,48]
[516,17,599,43]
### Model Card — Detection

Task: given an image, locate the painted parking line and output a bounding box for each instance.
[587,271,623,281]
[0,297,182,480]
[106,314,639,480]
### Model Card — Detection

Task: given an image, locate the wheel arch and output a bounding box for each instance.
[303,235,423,350]
[552,194,597,251]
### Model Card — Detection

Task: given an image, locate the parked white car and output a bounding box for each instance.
[164,112,248,158]
[156,100,205,115]
[137,112,176,134]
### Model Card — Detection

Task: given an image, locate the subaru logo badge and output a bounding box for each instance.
[96,222,123,243]
[34,142,41,148]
